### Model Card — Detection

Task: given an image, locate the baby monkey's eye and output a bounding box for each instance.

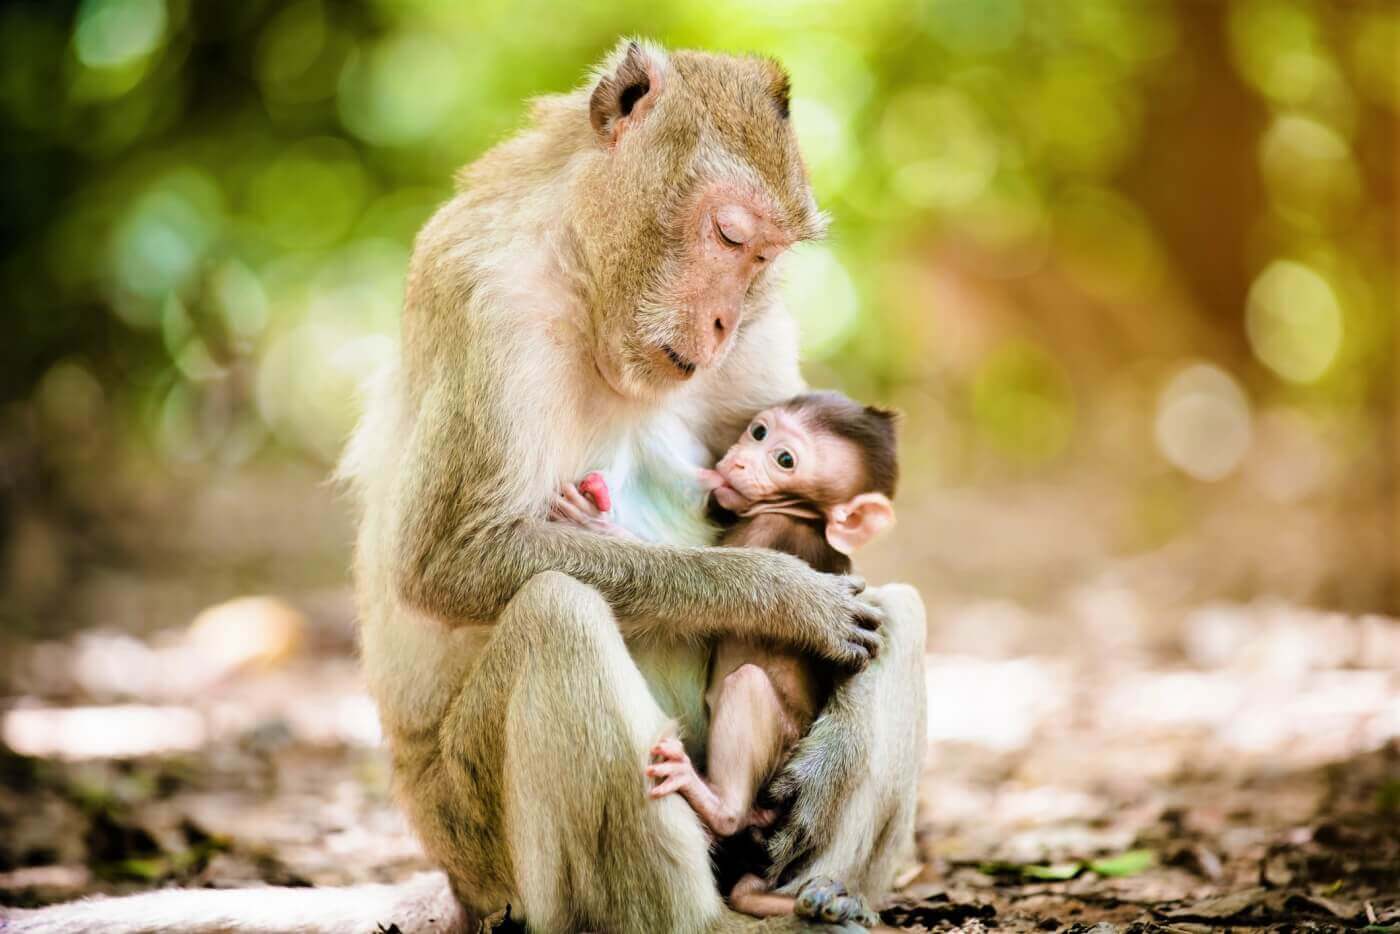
[750,423,767,441]
[775,450,795,470]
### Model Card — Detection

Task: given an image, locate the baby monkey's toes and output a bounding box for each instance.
[650,737,687,763]
[645,738,698,799]
[794,877,879,929]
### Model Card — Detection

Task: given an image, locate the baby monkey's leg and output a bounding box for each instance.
[704,662,789,836]
[728,873,796,918]
[646,663,789,837]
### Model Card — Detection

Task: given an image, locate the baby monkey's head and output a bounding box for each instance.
[706,391,898,555]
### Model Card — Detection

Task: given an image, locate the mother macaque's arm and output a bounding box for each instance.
[390,389,882,669]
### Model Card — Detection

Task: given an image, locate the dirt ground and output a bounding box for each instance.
[1,467,1397,932]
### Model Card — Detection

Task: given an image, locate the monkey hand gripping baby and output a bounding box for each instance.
[551,390,897,926]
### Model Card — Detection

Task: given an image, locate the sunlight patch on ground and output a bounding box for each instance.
[4,703,205,759]
[924,656,1070,750]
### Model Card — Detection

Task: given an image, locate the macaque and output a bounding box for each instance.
[11,40,929,934]
[551,391,897,926]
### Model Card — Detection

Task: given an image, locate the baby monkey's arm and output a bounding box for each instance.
[549,472,636,539]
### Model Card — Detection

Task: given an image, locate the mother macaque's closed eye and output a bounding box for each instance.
[825,492,896,556]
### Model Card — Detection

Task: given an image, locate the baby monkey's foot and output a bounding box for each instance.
[746,804,779,829]
[645,738,701,799]
[794,877,880,929]
[645,739,742,837]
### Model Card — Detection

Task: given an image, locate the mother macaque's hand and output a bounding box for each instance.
[762,555,884,671]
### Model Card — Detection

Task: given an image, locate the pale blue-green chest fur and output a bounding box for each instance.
[586,411,718,758]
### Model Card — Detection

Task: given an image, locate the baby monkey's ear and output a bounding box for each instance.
[825,493,895,556]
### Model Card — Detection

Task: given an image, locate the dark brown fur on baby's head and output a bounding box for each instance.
[780,391,898,498]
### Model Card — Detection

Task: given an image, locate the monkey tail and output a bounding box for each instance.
[1,871,468,934]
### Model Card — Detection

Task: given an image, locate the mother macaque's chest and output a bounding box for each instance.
[582,410,720,754]
[589,412,716,548]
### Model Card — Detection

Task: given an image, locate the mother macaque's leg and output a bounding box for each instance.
[435,571,722,933]
[766,584,928,901]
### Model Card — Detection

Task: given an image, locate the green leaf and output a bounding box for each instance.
[110,857,170,881]
[1021,861,1084,880]
[1089,849,1155,877]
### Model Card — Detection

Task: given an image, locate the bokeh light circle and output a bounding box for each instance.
[74,0,166,69]
[1155,363,1252,482]
[782,244,860,359]
[1245,260,1343,384]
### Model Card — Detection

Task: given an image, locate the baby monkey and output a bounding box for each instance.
[552,391,897,923]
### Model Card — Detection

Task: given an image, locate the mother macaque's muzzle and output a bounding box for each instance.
[688,296,742,366]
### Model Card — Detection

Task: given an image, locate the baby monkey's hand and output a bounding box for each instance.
[549,472,631,538]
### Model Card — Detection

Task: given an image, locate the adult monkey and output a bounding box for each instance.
[348,39,927,933]
[4,39,926,934]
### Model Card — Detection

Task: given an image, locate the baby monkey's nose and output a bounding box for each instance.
[715,204,759,246]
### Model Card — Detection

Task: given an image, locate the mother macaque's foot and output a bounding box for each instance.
[794,877,880,928]
[645,738,745,837]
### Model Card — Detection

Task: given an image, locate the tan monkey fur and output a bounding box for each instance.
[7,39,927,934]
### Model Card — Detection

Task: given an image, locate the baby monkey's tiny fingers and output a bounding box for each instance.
[843,575,867,596]
[650,738,685,761]
[562,483,601,517]
[649,776,687,798]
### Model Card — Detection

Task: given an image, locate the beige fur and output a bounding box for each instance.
[12,40,926,934]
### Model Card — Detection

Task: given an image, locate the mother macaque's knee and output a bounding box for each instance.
[866,582,927,659]
[503,570,617,644]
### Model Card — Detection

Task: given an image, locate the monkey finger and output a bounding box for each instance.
[552,496,593,526]
[651,738,686,761]
[562,483,602,517]
[825,895,875,927]
[851,600,887,632]
[794,877,847,921]
[645,761,686,778]
[838,643,873,671]
[848,626,883,660]
[843,575,867,595]
[648,775,688,798]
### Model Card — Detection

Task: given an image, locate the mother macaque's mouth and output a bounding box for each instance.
[660,343,697,377]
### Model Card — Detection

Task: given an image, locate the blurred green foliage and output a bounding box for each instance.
[0,0,1394,493]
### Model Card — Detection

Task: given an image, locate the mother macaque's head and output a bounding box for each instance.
[573,40,826,399]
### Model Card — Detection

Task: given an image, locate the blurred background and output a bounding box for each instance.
[1,0,1398,926]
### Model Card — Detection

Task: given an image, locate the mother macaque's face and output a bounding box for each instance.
[583,44,824,400]
[643,184,794,382]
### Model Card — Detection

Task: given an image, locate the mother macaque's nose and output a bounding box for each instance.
[712,304,739,341]
[695,300,741,362]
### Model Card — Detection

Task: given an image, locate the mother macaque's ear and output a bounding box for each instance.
[589,40,667,148]
[825,493,895,556]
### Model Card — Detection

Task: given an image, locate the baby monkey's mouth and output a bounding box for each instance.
[659,343,696,378]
